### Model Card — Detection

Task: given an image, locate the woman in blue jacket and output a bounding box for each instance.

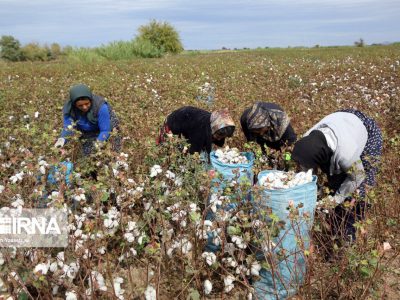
[55,84,120,155]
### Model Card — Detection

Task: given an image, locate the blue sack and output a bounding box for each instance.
[209,151,254,193]
[204,151,254,252]
[253,170,317,300]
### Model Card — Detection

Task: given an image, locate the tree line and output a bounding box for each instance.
[0,20,184,62]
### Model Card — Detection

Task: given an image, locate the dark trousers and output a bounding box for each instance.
[326,173,369,241]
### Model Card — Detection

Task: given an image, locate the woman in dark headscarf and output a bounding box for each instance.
[55,84,120,155]
[157,106,235,154]
[240,102,296,152]
[292,109,383,240]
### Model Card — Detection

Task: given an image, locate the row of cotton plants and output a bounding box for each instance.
[0,132,316,299]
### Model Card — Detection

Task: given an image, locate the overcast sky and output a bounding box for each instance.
[0,0,399,50]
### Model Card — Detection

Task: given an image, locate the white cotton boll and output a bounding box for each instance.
[232,235,247,249]
[250,262,262,276]
[74,229,82,238]
[97,247,106,255]
[189,203,197,212]
[215,149,224,157]
[165,170,175,179]
[203,220,213,227]
[124,232,135,243]
[39,165,46,175]
[204,279,213,295]
[181,240,192,254]
[11,197,24,208]
[65,291,78,300]
[126,221,137,231]
[235,265,249,275]
[150,165,162,177]
[56,252,64,267]
[114,277,125,300]
[223,257,238,268]
[34,111,39,118]
[34,262,50,275]
[224,275,235,293]
[167,247,174,257]
[202,252,217,266]
[49,262,58,273]
[52,285,59,295]
[91,271,107,291]
[65,262,79,279]
[144,285,157,300]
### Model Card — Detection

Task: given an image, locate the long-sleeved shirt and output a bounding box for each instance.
[61,103,111,141]
[305,112,368,203]
[166,106,225,154]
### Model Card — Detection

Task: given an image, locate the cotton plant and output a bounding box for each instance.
[166,237,193,256]
[102,206,120,234]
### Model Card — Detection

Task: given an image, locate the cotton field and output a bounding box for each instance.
[0,45,399,299]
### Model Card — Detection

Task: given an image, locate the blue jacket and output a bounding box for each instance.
[61,102,111,142]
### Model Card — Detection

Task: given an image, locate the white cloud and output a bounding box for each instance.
[0,0,399,49]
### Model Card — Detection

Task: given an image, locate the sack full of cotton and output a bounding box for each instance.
[210,147,254,190]
[207,147,254,218]
[252,170,317,300]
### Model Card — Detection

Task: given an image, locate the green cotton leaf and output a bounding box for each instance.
[360,266,372,278]
[189,211,201,222]
[101,192,109,202]
[18,293,29,300]
[369,257,378,267]
[269,213,280,223]
[187,288,200,300]
[283,152,291,161]
[227,225,242,236]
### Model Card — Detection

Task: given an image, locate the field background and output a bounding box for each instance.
[0,45,399,299]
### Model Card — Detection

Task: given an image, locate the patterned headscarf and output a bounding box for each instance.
[210,108,235,134]
[247,102,290,142]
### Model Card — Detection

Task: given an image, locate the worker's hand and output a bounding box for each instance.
[54,138,66,148]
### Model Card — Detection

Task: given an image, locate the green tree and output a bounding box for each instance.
[50,43,62,59]
[137,20,184,54]
[0,35,23,61]
[21,42,51,61]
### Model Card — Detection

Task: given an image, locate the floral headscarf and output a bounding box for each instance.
[210,108,235,134]
[247,102,290,142]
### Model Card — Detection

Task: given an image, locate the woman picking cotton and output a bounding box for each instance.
[292,109,383,240]
[157,106,235,155]
[55,84,120,155]
[240,102,297,152]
